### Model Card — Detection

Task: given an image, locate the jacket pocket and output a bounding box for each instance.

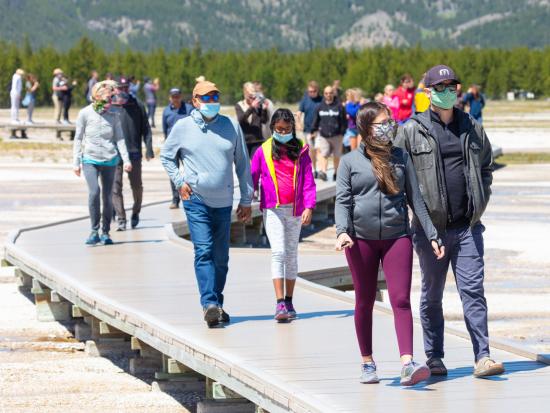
[411,143,434,170]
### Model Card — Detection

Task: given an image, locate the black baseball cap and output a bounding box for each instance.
[115,75,129,87]
[424,65,459,87]
[169,88,181,96]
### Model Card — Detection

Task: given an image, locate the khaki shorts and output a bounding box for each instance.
[315,135,343,158]
[302,132,314,146]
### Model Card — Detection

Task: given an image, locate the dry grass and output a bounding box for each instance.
[497,152,550,165]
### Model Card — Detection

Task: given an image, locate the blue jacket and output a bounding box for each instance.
[162,102,194,138]
[161,110,253,208]
[462,93,485,120]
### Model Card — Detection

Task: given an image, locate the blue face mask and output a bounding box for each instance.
[199,103,220,118]
[273,131,294,144]
[108,105,121,114]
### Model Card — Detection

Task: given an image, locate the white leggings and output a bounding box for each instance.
[263,205,302,280]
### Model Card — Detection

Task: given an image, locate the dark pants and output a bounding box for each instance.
[345,237,414,357]
[62,94,71,121]
[112,158,143,224]
[82,163,116,233]
[413,222,489,362]
[147,103,156,127]
[183,194,232,308]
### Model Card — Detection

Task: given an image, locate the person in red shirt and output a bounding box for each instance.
[393,74,415,124]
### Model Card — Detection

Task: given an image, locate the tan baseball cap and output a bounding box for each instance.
[193,80,219,97]
[53,68,63,75]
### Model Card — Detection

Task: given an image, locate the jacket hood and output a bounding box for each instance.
[191,108,219,131]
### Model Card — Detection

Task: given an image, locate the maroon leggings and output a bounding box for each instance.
[345,236,413,357]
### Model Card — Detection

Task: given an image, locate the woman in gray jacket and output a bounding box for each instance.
[73,80,131,245]
[335,101,444,386]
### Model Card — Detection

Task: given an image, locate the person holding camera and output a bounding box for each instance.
[335,101,444,386]
[235,81,269,156]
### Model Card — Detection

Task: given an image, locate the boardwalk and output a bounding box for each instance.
[4,183,550,412]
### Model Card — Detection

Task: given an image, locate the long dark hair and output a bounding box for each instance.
[356,102,399,195]
[270,108,301,161]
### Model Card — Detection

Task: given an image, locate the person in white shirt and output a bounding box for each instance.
[10,68,25,124]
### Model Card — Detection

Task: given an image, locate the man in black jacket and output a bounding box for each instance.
[112,76,154,231]
[394,65,504,378]
[311,86,346,181]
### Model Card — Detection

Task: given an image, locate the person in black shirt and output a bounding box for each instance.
[311,86,346,181]
[111,76,154,231]
[235,81,269,156]
[394,64,503,379]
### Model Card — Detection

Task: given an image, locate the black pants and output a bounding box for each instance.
[62,94,71,121]
[112,158,143,223]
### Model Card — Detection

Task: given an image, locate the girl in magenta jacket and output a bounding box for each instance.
[251,108,316,321]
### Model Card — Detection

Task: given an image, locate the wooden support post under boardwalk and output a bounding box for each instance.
[1,258,13,267]
[71,305,89,318]
[14,267,32,289]
[129,336,163,375]
[30,279,71,322]
[87,318,129,341]
[154,354,202,381]
[199,378,255,413]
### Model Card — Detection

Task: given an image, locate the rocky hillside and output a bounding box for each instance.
[1,0,549,51]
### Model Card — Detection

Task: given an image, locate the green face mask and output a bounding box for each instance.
[431,88,457,110]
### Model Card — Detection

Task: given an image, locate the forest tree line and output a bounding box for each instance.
[2,37,549,108]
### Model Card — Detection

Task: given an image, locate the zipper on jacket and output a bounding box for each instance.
[378,191,382,240]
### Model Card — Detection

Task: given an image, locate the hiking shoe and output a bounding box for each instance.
[85,231,100,245]
[204,304,220,328]
[218,307,230,324]
[100,233,113,245]
[426,357,448,376]
[116,221,126,231]
[360,362,379,384]
[474,357,505,378]
[285,301,297,319]
[274,302,290,322]
[317,171,328,182]
[131,213,139,229]
[169,202,179,210]
[401,361,431,386]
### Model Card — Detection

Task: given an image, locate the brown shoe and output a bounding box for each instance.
[168,203,179,209]
[474,357,505,378]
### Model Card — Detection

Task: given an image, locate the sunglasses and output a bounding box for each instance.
[432,83,458,93]
[372,119,396,127]
[196,94,219,103]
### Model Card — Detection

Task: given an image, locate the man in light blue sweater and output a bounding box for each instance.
[161,80,253,328]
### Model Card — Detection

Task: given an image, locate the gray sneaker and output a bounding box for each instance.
[359,362,379,384]
[474,357,505,378]
[401,361,431,386]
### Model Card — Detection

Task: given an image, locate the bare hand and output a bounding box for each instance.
[179,183,192,200]
[335,233,354,251]
[302,208,313,226]
[236,205,252,223]
[251,98,261,109]
[431,240,445,260]
[123,163,132,172]
[73,166,81,177]
[262,102,269,110]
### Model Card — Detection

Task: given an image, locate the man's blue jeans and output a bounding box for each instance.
[183,194,232,308]
[413,222,490,362]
